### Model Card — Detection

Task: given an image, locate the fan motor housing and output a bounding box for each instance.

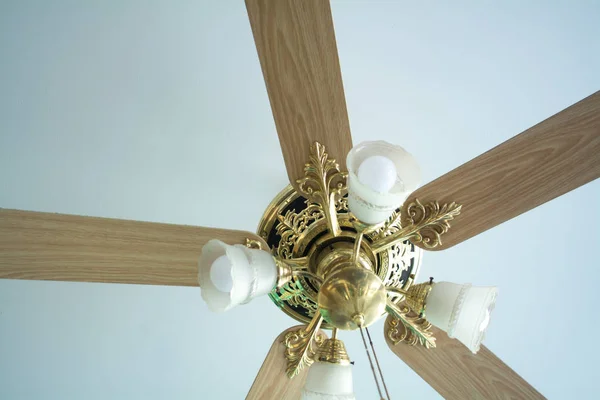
[257,185,422,328]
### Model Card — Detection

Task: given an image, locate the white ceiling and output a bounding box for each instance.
[1,1,599,399]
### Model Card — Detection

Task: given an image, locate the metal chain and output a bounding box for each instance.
[366,327,391,399]
[359,327,385,400]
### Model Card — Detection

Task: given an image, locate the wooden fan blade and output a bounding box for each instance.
[405,91,600,250]
[247,325,327,400]
[0,209,267,286]
[246,0,353,185]
[384,316,545,399]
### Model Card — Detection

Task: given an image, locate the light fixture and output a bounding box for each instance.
[198,239,283,312]
[199,142,493,398]
[346,141,421,224]
[423,282,499,353]
[301,338,355,400]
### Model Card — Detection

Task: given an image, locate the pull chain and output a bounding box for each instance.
[359,327,386,400]
[366,327,391,399]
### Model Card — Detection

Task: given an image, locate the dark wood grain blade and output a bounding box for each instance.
[385,316,546,399]
[0,208,267,286]
[245,0,353,185]
[404,91,600,250]
[247,326,327,400]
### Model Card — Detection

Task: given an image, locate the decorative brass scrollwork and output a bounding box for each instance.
[296,142,347,237]
[371,200,462,253]
[283,312,325,377]
[386,301,436,349]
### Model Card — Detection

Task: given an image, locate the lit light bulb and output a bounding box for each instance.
[357,155,397,193]
[209,254,234,292]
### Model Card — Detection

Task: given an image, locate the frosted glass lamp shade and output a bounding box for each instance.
[346,141,421,224]
[425,282,498,354]
[198,239,277,312]
[301,362,355,400]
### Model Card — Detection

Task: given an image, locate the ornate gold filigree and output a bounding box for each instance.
[283,313,325,378]
[275,279,319,317]
[276,204,324,259]
[382,243,415,290]
[244,238,263,250]
[335,196,348,212]
[404,200,462,249]
[386,301,436,349]
[371,200,462,253]
[296,142,347,236]
[369,209,403,239]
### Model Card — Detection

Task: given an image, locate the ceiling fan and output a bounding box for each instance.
[1,0,599,399]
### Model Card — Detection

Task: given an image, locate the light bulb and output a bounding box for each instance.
[357,155,397,193]
[209,254,234,292]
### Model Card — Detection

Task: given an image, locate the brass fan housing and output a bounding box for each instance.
[257,185,423,328]
[318,266,387,330]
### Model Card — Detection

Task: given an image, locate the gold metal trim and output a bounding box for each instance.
[352,231,364,266]
[314,338,350,365]
[283,312,325,378]
[275,279,319,319]
[404,281,433,315]
[371,200,462,253]
[293,270,324,286]
[258,185,297,242]
[386,300,436,349]
[296,142,347,237]
[245,238,263,250]
[274,258,293,288]
[276,204,324,259]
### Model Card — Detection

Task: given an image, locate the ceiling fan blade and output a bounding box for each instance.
[385,316,545,399]
[405,91,600,250]
[0,208,267,286]
[247,325,326,400]
[245,0,353,185]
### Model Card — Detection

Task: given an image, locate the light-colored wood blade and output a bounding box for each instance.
[384,316,545,400]
[245,0,353,185]
[247,325,326,400]
[405,91,600,250]
[0,208,267,285]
